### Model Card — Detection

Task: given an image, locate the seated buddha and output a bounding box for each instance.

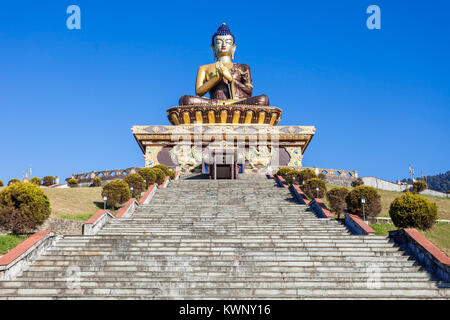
[179,23,269,106]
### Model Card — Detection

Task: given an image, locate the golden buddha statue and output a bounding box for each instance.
[167,23,281,125]
[179,23,269,106]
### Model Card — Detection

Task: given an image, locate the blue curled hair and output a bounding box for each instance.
[211,23,235,45]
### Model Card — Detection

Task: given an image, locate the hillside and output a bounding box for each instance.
[402,170,450,193]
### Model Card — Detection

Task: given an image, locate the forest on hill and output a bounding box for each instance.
[401,170,450,193]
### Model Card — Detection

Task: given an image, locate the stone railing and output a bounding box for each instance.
[389,229,450,281]
[0,230,59,280]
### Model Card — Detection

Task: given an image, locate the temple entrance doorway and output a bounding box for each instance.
[203,149,242,180]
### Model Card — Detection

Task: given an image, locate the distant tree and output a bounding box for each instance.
[7,179,20,186]
[67,178,78,188]
[150,168,166,185]
[138,168,157,188]
[351,178,364,188]
[276,167,292,179]
[389,193,437,230]
[412,180,427,193]
[345,186,381,219]
[92,177,102,187]
[124,174,145,197]
[318,173,327,181]
[285,170,301,185]
[42,176,54,186]
[102,180,131,209]
[297,169,317,185]
[30,177,42,186]
[326,187,349,219]
[303,178,327,199]
[0,180,3,187]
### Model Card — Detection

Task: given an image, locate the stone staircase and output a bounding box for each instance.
[0,175,448,299]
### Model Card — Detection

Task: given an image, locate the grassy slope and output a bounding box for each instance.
[0,235,29,255]
[42,187,103,220]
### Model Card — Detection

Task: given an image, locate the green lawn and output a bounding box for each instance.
[369,222,450,256]
[0,234,29,255]
[57,213,97,221]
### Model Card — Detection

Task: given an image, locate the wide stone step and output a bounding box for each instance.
[20,270,433,279]
[1,280,447,290]
[0,287,447,298]
[36,256,415,265]
[29,261,422,274]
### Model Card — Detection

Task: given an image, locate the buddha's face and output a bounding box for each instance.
[212,35,236,59]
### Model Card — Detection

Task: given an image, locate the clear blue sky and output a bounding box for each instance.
[0,0,449,183]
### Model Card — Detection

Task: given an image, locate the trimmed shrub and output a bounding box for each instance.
[303,178,327,199]
[138,168,157,188]
[30,177,42,186]
[151,168,166,185]
[0,180,3,187]
[345,186,381,219]
[92,177,102,187]
[351,178,364,187]
[102,180,131,209]
[124,174,146,197]
[389,193,437,230]
[42,176,54,186]
[297,169,317,185]
[67,178,78,188]
[8,179,20,186]
[152,164,171,177]
[0,182,51,234]
[276,167,292,179]
[326,187,349,219]
[318,173,327,181]
[412,180,427,193]
[285,170,301,185]
[168,169,176,180]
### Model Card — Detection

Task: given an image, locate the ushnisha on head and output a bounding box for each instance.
[211,23,236,60]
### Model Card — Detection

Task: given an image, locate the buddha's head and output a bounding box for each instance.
[211,23,236,60]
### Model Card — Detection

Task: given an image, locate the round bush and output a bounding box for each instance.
[30,177,42,185]
[138,168,157,188]
[102,180,131,209]
[326,187,349,218]
[150,168,166,185]
[124,174,146,197]
[152,164,171,177]
[0,180,3,187]
[318,173,327,181]
[303,178,327,199]
[168,169,176,180]
[42,176,54,186]
[351,178,364,188]
[92,177,102,187]
[412,180,427,193]
[345,186,381,219]
[284,170,300,184]
[8,179,20,186]
[298,169,317,185]
[276,167,292,179]
[67,178,78,188]
[389,193,437,230]
[0,182,51,234]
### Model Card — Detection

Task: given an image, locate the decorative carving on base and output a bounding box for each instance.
[166,105,282,126]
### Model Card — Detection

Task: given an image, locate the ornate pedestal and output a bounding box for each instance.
[167,105,282,126]
[131,123,315,174]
